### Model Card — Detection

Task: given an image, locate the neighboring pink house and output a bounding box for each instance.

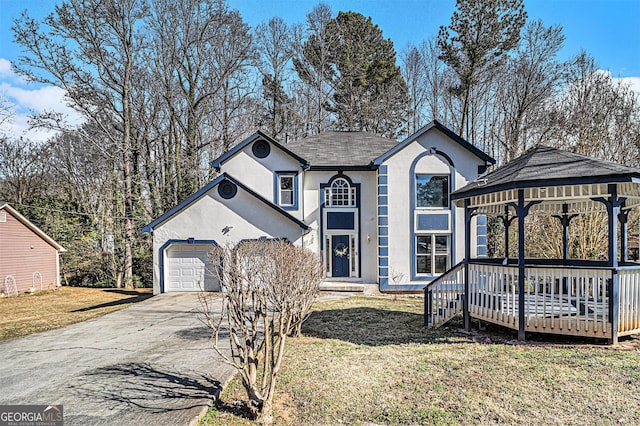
[0,203,65,294]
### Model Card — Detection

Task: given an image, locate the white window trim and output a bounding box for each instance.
[415,234,451,276]
[325,178,356,207]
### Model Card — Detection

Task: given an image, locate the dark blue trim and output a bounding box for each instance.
[274,171,299,211]
[211,131,308,169]
[159,239,218,293]
[142,173,309,232]
[417,214,449,230]
[373,120,495,166]
[377,166,389,282]
[327,212,355,230]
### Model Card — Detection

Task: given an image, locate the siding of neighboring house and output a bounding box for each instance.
[0,209,60,293]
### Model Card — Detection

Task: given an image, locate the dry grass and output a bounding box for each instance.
[0,286,152,341]
[202,296,640,425]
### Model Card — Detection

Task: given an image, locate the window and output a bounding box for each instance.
[416,175,449,208]
[325,178,356,207]
[252,140,271,158]
[416,234,449,275]
[276,172,297,209]
[218,180,237,199]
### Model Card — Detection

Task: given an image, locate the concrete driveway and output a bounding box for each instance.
[0,293,235,426]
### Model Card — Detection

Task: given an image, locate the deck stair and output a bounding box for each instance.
[424,262,465,328]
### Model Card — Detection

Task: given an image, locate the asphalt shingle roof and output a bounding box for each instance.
[285,131,399,167]
[452,145,640,200]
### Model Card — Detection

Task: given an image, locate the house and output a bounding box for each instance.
[143,120,494,294]
[0,203,66,295]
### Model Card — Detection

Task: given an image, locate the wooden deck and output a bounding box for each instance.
[424,261,640,342]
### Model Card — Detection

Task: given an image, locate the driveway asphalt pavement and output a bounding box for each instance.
[0,292,235,426]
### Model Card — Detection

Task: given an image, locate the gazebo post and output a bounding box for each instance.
[508,190,541,341]
[516,190,527,341]
[463,199,477,332]
[594,184,626,344]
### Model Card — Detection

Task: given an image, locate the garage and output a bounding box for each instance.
[164,244,219,292]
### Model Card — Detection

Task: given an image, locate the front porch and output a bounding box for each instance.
[424,146,640,343]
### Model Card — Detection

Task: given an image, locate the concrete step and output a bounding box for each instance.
[319,282,365,292]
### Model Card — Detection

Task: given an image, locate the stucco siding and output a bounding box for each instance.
[382,128,484,288]
[152,184,305,294]
[0,210,59,293]
[222,145,303,220]
[302,170,378,283]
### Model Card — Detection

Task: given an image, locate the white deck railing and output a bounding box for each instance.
[424,262,465,328]
[618,268,640,336]
[468,263,611,339]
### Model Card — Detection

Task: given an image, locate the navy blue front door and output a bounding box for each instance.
[331,235,350,277]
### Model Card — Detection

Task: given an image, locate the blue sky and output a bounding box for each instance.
[1,0,639,141]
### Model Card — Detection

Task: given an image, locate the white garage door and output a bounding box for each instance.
[165,245,219,292]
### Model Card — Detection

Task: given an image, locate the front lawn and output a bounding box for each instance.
[0,286,152,341]
[202,296,640,425]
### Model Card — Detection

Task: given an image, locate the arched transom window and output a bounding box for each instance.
[325,177,356,207]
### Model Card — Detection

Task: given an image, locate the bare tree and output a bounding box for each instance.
[0,137,50,204]
[493,20,565,162]
[292,3,335,136]
[13,0,148,287]
[255,17,295,139]
[199,240,322,425]
[534,51,640,166]
[401,43,429,134]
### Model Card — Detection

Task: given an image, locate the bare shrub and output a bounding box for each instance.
[199,239,322,425]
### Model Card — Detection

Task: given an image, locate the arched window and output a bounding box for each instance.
[325,177,356,207]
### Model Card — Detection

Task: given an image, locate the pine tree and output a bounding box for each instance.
[438,0,527,140]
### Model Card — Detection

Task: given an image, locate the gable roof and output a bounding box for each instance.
[0,203,66,252]
[373,120,495,166]
[210,131,308,169]
[285,131,399,168]
[141,173,309,233]
[451,145,640,200]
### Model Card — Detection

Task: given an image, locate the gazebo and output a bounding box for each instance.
[424,146,640,344]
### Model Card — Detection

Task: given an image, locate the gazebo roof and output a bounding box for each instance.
[452,145,640,201]
[450,145,640,216]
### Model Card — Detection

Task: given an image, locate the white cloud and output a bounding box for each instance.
[618,76,640,95]
[0,57,84,142]
[597,69,640,95]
